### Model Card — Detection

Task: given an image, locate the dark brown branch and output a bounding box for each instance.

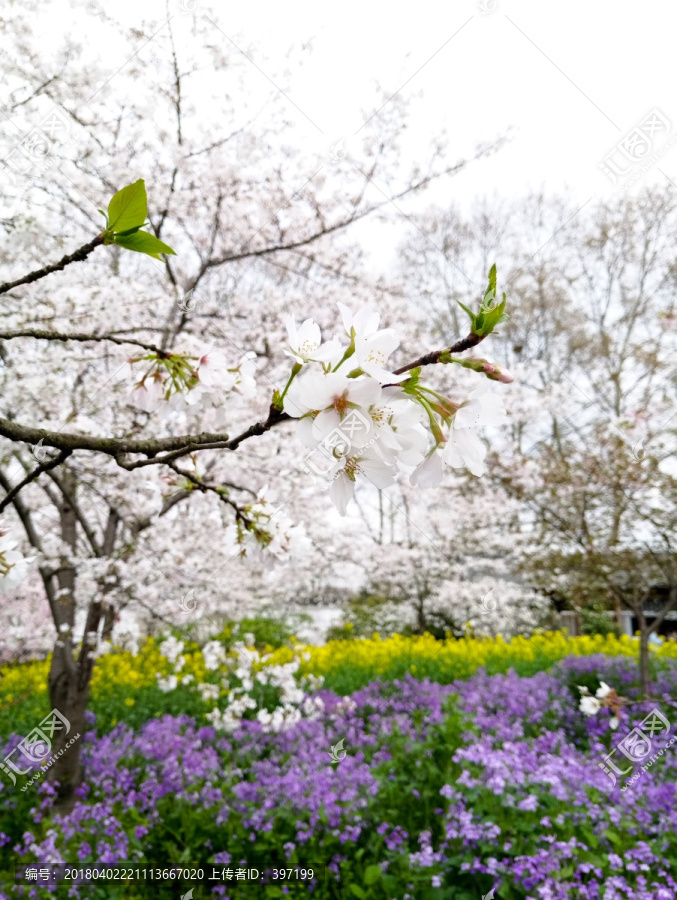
[131,489,192,536]
[392,333,486,376]
[101,509,120,556]
[0,420,232,457]
[0,298,494,476]
[166,461,255,526]
[46,469,102,557]
[0,235,104,296]
[0,449,72,513]
[0,329,491,474]
[0,329,163,354]
[113,407,289,470]
[0,467,60,626]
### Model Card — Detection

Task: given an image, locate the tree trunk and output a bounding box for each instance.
[612,591,622,631]
[416,594,426,635]
[47,599,102,813]
[637,610,652,700]
[47,644,88,813]
[45,473,105,813]
[101,604,116,641]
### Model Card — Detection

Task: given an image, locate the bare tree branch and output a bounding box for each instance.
[0,449,72,513]
[0,329,164,354]
[0,235,104,296]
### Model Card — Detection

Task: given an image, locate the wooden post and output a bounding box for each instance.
[560,610,580,636]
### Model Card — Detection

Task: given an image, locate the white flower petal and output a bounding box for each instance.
[329,471,355,516]
[410,451,444,488]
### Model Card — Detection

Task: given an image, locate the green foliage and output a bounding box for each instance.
[456,264,509,337]
[0,682,51,743]
[215,615,299,650]
[106,180,148,232]
[325,591,401,642]
[580,604,621,637]
[100,180,176,259]
[90,684,208,736]
[111,231,176,260]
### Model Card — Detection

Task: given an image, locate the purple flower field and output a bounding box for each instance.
[2,655,677,899]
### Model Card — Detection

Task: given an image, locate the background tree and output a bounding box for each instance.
[397,188,677,696]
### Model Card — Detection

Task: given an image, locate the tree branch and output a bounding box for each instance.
[46,469,102,557]
[0,329,163,354]
[0,449,72,513]
[166,460,256,527]
[0,466,60,626]
[392,333,487,376]
[0,420,233,458]
[0,235,104,296]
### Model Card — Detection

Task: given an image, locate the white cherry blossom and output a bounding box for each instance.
[368,387,428,467]
[337,302,381,338]
[285,371,381,452]
[0,532,31,594]
[453,382,508,430]
[329,446,397,516]
[442,384,508,477]
[410,449,444,488]
[131,375,165,412]
[442,425,488,477]
[284,316,343,365]
[346,329,408,384]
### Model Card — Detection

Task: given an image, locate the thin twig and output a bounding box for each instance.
[0,236,104,295]
[0,449,72,513]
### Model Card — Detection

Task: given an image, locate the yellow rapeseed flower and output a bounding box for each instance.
[3,631,676,711]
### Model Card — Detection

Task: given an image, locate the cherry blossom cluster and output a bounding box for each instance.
[280,303,512,514]
[223,490,308,560]
[120,286,512,521]
[128,348,257,427]
[0,530,31,595]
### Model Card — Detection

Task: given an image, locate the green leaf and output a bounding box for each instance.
[605,829,623,847]
[113,230,176,259]
[580,826,598,849]
[481,271,499,313]
[271,389,283,412]
[113,225,143,238]
[107,179,148,232]
[364,865,382,886]
[457,300,476,327]
[349,885,367,899]
[487,262,497,293]
[401,367,422,392]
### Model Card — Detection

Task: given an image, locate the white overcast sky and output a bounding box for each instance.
[27,0,677,266]
[199,0,677,204]
[225,0,676,267]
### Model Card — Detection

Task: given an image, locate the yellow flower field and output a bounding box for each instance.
[3,630,674,709]
[269,630,677,685]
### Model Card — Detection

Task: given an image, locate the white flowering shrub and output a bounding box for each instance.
[155,635,326,733]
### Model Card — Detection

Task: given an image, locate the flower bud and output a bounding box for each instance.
[484,364,514,384]
[473,359,514,383]
[442,355,514,383]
